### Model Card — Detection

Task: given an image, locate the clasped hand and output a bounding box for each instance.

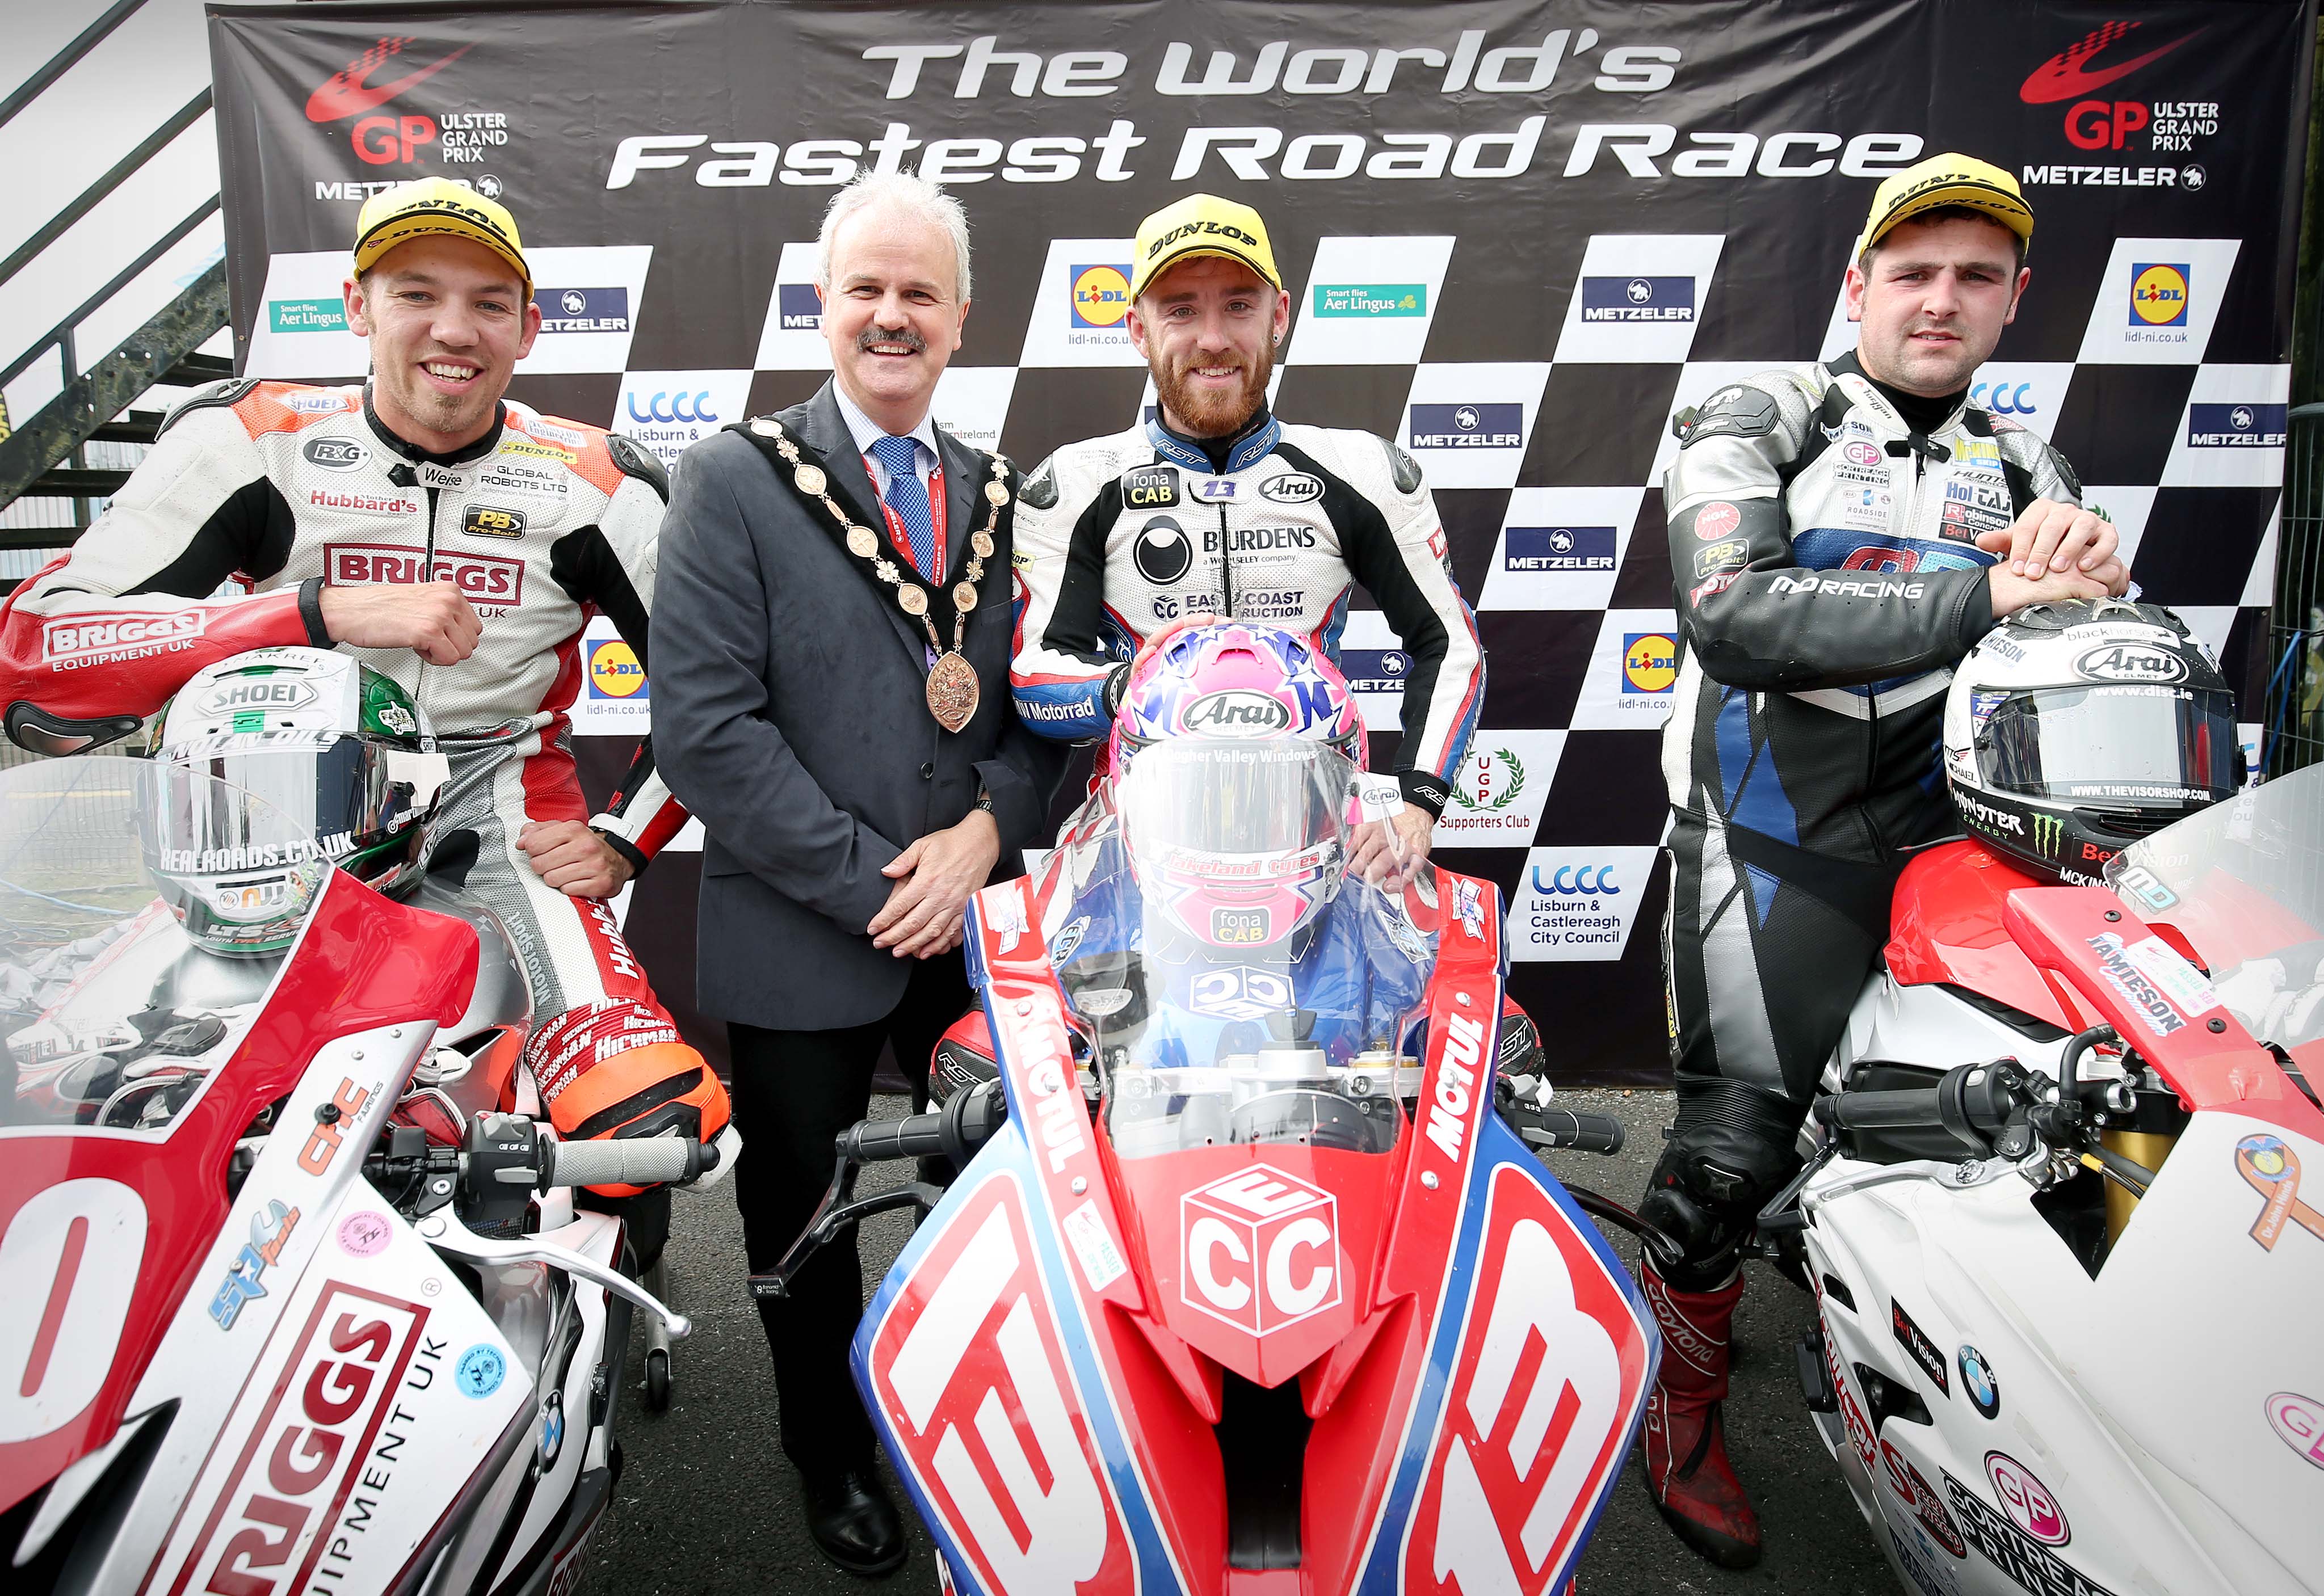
[869,810,1001,958]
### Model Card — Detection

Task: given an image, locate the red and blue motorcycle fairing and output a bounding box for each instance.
[851,869,1658,1596]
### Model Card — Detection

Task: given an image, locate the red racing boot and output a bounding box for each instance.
[1638,1257,1760,1568]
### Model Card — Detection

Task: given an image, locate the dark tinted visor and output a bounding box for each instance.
[1979,685,2238,803]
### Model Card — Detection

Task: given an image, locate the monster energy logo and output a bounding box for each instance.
[2029,814,2064,856]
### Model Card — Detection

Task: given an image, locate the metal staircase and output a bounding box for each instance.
[0,0,230,578]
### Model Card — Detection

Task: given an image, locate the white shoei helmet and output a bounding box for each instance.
[1943,600,2241,886]
[151,648,449,954]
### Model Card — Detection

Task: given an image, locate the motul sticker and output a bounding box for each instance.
[867,1177,1132,1594]
[169,1285,431,1596]
[325,544,524,607]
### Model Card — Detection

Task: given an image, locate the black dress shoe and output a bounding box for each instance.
[800,1466,906,1577]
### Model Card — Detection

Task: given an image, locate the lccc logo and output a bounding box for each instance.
[1533,864,1622,895]
[627,391,718,424]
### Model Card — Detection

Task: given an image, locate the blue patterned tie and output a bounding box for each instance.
[868,434,937,580]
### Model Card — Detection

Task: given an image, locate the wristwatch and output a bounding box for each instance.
[973,790,995,814]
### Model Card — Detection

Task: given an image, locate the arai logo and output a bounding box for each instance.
[2074,642,2187,683]
[1259,473,1324,506]
[1182,690,1292,736]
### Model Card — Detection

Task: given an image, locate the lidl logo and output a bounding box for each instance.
[1070,264,1132,329]
[269,298,347,334]
[587,639,648,700]
[1313,283,1426,318]
[2130,263,2189,327]
[1622,632,1678,693]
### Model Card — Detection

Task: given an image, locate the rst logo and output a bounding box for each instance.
[325,544,524,607]
[866,1180,1131,1594]
[1409,1164,1652,1595]
[174,1285,428,1596]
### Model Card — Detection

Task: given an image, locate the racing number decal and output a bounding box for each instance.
[1411,1165,1653,1594]
[869,1178,1133,1593]
[0,1178,148,1442]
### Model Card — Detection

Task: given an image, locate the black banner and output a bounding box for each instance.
[209,0,2314,1083]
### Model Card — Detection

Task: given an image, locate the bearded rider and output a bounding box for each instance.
[1638,155,2129,1566]
[1009,193,1485,883]
[0,179,729,1187]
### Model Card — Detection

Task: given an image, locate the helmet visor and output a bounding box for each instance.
[1978,685,2239,805]
[1120,739,1352,870]
[163,732,447,862]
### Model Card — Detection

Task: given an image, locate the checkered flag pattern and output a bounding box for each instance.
[213,1,2305,1083]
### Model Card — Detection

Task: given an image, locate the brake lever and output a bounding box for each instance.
[416,1205,688,1337]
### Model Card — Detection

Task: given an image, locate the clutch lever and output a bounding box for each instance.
[745,1143,945,1302]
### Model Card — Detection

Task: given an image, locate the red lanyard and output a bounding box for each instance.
[863,451,947,580]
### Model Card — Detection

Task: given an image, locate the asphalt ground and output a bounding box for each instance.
[581,1090,1894,1596]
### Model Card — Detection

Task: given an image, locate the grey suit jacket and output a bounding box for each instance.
[651,382,1068,1030]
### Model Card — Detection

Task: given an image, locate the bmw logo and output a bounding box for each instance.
[1132,516,1191,584]
[1455,405,1481,432]
[1627,277,1653,304]
[1550,529,1575,554]
[561,289,587,315]
[1959,1345,2000,1419]
[2231,406,2255,430]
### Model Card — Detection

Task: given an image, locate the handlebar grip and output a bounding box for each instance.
[1528,1110,1626,1155]
[543,1135,707,1189]
[843,1114,947,1163]
[1816,1088,1943,1131]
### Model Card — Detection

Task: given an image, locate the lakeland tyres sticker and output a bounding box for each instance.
[1507,846,1659,962]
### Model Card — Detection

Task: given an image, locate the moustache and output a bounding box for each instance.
[857,326,928,355]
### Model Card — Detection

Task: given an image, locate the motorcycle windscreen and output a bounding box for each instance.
[1077,739,1432,1387]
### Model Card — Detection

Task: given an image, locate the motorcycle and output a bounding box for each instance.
[766,738,1662,1595]
[0,755,721,1595]
[1766,763,2324,1595]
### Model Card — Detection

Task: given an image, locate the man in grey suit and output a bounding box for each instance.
[652,172,1065,1577]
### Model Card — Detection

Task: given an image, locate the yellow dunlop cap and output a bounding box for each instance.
[1853,153,2035,261]
[352,178,531,294]
[1131,193,1281,300]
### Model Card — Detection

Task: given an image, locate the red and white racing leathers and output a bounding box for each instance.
[0,380,726,1165]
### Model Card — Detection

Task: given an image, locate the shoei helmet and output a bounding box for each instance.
[153,648,449,953]
[1110,621,1366,949]
[1943,600,2240,886]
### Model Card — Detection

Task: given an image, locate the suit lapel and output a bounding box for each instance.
[936,427,985,585]
[787,384,926,665]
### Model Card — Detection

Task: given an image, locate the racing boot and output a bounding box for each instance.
[1638,1257,1759,1568]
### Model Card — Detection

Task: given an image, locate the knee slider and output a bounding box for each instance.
[1641,1079,1807,1283]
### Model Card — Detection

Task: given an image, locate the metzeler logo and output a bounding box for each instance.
[327,544,524,605]
[1579,276,1696,322]
[43,610,205,662]
[777,283,821,330]
[2188,403,2288,447]
[1506,525,1615,571]
[1410,402,1521,449]
[537,287,631,334]
[1313,283,1425,318]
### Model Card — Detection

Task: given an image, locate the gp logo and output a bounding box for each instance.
[1179,1164,1342,1335]
[867,1177,1133,1593]
[1409,1164,1653,1595]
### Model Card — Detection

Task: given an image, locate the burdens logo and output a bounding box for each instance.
[1179,1165,1341,1336]
[43,610,205,662]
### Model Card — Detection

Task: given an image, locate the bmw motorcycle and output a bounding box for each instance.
[0,756,721,1595]
[768,739,1662,1595]
[1763,764,2324,1595]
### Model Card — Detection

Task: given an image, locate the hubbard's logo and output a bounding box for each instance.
[1314,283,1426,318]
[2030,813,2065,856]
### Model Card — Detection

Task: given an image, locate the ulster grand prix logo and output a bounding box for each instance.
[1179,1165,1342,1335]
[867,1177,1131,1594]
[1409,1164,1651,1595]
